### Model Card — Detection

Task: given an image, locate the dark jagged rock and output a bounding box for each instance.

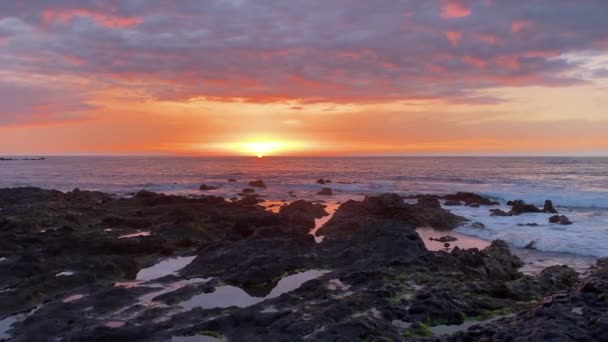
[279,200,328,229]
[316,178,326,184]
[318,193,466,233]
[248,180,266,188]
[524,240,537,249]
[199,184,218,191]
[508,200,542,215]
[549,215,573,225]
[543,199,559,214]
[489,208,512,217]
[317,187,333,196]
[0,188,600,342]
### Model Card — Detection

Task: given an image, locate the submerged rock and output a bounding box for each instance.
[489,208,512,217]
[549,215,573,225]
[317,188,333,196]
[199,184,218,191]
[443,192,499,206]
[508,200,542,215]
[227,179,237,182]
[248,180,266,188]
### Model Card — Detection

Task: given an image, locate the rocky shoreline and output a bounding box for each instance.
[0,187,605,341]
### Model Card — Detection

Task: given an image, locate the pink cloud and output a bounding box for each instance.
[445,31,462,46]
[511,20,532,33]
[441,1,471,18]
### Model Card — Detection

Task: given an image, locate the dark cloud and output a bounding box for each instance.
[1,0,607,110]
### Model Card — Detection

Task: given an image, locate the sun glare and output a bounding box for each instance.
[243,141,281,158]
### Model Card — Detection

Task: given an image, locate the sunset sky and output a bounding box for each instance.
[1,0,608,156]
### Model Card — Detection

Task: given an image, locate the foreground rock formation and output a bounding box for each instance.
[0,188,603,341]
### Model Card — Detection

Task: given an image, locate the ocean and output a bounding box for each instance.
[1,156,607,261]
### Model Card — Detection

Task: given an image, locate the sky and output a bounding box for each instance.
[1,0,608,156]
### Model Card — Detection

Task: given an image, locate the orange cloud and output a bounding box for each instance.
[42,9,142,28]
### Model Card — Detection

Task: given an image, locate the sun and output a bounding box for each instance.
[243,141,281,158]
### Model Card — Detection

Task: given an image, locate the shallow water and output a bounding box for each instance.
[136,256,196,282]
[118,231,151,239]
[171,335,226,342]
[429,314,515,336]
[179,270,329,310]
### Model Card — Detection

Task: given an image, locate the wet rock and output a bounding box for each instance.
[543,200,559,214]
[518,223,540,227]
[241,188,256,194]
[468,203,480,208]
[443,192,499,206]
[317,188,333,196]
[508,200,542,215]
[417,196,441,210]
[444,200,462,206]
[489,209,512,217]
[248,180,266,188]
[549,215,573,225]
[471,222,486,229]
[239,195,262,205]
[199,184,218,191]
[279,200,328,229]
[319,193,466,233]
[430,235,458,243]
[316,178,326,184]
[227,179,237,182]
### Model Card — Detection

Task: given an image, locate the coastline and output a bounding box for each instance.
[0,187,606,341]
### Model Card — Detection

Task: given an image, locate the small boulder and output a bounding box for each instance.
[325,179,332,183]
[524,240,537,249]
[199,184,218,191]
[249,180,266,188]
[432,235,458,243]
[317,188,333,196]
[242,188,256,194]
[227,179,237,182]
[549,215,572,225]
[471,222,486,229]
[490,208,512,217]
[468,203,480,208]
[316,178,326,184]
[543,200,558,214]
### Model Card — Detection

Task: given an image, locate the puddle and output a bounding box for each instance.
[429,314,514,336]
[0,257,7,262]
[310,203,339,243]
[136,256,196,281]
[180,270,329,310]
[260,306,279,313]
[0,315,18,340]
[572,307,583,315]
[55,271,75,277]
[63,294,85,303]
[171,335,226,342]
[118,231,151,239]
[416,227,490,252]
[0,306,42,339]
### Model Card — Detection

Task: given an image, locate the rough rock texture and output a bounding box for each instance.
[0,188,601,342]
[449,259,608,342]
[443,192,499,206]
[490,208,512,217]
